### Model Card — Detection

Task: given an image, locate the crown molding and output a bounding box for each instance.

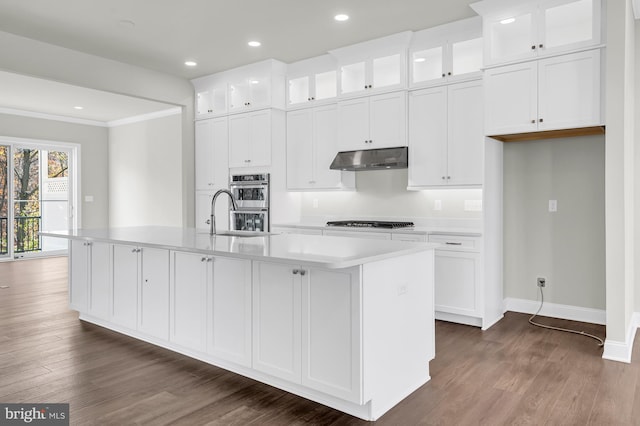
[107,107,181,127]
[0,106,108,127]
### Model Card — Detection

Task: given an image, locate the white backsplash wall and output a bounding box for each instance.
[299,169,483,221]
[503,135,605,310]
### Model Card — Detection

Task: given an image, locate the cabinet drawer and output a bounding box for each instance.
[428,234,480,251]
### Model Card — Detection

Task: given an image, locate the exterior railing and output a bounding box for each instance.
[0,217,6,255]
[0,216,41,255]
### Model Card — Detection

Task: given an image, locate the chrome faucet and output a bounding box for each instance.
[210,189,238,235]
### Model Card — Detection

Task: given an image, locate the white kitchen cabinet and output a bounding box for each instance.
[286,104,355,190]
[408,79,484,188]
[195,117,229,191]
[434,249,481,316]
[287,55,338,107]
[323,230,391,240]
[252,260,362,402]
[170,251,209,352]
[410,17,483,88]
[226,59,287,113]
[339,53,406,96]
[484,48,601,136]
[138,247,170,340]
[472,0,602,66]
[69,239,110,318]
[195,191,229,231]
[429,234,483,322]
[196,85,227,118]
[112,244,139,330]
[338,91,407,151]
[229,109,283,168]
[329,32,411,98]
[391,233,427,242]
[301,267,361,403]
[209,256,252,367]
[252,261,302,383]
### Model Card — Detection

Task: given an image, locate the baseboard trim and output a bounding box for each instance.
[503,297,606,325]
[602,312,640,364]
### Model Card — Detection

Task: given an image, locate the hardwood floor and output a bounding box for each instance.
[0,257,636,425]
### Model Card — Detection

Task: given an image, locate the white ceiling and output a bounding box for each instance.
[0,0,477,122]
[0,71,178,124]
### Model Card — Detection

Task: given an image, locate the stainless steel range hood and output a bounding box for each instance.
[329,147,408,171]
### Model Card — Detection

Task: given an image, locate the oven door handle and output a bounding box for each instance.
[230,209,268,214]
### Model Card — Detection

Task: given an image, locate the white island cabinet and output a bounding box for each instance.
[43,227,436,422]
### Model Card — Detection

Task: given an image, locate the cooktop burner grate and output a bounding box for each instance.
[326,220,415,229]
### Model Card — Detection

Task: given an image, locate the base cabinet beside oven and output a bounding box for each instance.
[429,234,484,328]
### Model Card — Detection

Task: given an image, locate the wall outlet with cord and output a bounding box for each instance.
[537,277,546,287]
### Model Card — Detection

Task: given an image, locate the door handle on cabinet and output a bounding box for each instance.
[292,269,299,275]
[300,270,306,276]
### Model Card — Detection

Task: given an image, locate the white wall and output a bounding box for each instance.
[604,0,635,350]
[503,136,605,310]
[108,114,182,227]
[0,112,109,229]
[298,169,482,222]
[0,30,196,227]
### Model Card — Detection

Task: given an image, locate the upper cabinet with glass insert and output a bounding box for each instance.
[329,32,412,98]
[471,0,602,66]
[286,55,338,108]
[410,17,483,88]
[192,59,286,119]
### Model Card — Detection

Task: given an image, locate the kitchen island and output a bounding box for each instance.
[41,226,436,421]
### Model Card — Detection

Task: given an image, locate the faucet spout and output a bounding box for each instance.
[210,189,238,235]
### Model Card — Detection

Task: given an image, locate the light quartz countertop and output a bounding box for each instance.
[41,226,437,269]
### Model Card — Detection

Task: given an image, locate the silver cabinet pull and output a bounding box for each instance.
[292,269,299,275]
[445,242,463,246]
[201,257,207,262]
[300,270,306,276]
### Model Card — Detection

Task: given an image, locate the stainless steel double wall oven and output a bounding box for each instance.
[229,173,270,232]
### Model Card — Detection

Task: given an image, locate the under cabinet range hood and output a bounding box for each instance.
[329,146,408,171]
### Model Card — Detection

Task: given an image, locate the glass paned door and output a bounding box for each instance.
[0,146,8,257]
[40,150,70,253]
[13,148,41,254]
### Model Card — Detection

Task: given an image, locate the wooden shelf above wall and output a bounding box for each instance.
[488,126,606,143]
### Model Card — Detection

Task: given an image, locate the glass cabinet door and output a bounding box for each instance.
[341,62,366,94]
[314,70,337,101]
[372,54,401,89]
[489,10,535,62]
[451,37,483,77]
[542,0,594,50]
[288,76,310,105]
[412,46,444,84]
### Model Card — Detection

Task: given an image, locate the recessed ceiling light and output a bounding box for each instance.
[334,14,349,22]
[500,17,516,24]
[250,80,260,84]
[248,41,261,47]
[185,61,197,67]
[74,106,83,110]
[414,58,426,63]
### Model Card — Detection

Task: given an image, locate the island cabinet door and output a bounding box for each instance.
[209,256,252,367]
[69,239,90,312]
[111,244,139,330]
[138,247,170,340]
[252,261,302,384]
[170,251,208,353]
[88,241,111,321]
[301,267,362,404]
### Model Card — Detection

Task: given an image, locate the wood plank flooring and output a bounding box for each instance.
[0,257,636,425]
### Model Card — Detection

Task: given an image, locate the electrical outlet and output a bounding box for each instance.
[537,277,546,287]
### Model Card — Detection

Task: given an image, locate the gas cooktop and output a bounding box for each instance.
[326,220,415,229]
